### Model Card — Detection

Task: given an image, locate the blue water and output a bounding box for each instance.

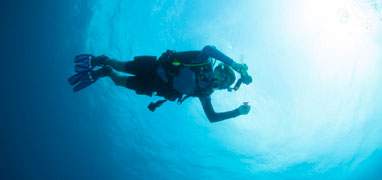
[2,0,382,179]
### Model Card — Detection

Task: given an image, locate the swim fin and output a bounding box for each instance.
[71,71,95,92]
[68,66,112,92]
[74,54,95,72]
[67,72,86,86]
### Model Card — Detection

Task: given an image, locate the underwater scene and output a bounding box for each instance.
[2,0,382,179]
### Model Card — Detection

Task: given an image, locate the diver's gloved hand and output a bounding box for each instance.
[233,63,253,85]
[232,63,248,74]
[92,55,110,67]
[241,73,253,85]
[238,102,251,115]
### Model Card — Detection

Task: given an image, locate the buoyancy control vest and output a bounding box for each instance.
[148,50,215,111]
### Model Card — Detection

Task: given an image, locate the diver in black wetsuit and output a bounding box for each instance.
[68,46,253,122]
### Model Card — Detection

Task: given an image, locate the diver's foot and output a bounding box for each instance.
[91,55,110,67]
[91,65,113,79]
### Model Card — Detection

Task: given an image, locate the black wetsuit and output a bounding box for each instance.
[124,46,241,122]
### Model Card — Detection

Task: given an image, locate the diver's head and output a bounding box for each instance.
[212,63,236,90]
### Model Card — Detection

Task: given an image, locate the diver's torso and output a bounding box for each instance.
[172,63,214,95]
[157,50,214,96]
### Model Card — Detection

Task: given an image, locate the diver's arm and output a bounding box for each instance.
[199,96,241,123]
[202,45,253,85]
[174,46,240,67]
[174,45,244,71]
[202,45,236,65]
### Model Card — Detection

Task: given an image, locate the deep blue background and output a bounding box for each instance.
[0,1,115,179]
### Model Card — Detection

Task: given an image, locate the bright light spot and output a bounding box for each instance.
[223,0,382,172]
[296,0,379,80]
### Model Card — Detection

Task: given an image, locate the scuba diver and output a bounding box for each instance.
[68,45,253,122]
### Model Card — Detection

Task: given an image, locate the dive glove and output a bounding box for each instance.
[238,102,251,115]
[233,63,253,85]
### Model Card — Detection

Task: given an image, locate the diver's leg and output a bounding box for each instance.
[108,71,129,87]
[123,56,157,76]
[93,55,157,75]
[108,72,156,96]
[92,55,128,73]
[103,58,128,73]
[89,65,127,86]
[91,66,154,97]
